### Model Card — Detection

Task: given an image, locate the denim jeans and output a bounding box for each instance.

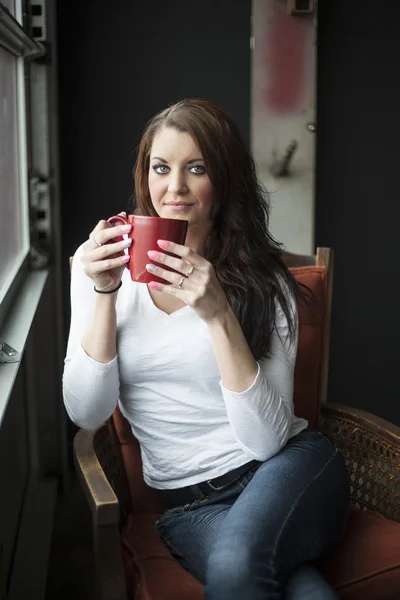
[155,430,350,599]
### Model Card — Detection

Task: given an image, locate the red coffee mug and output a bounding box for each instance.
[107,214,188,284]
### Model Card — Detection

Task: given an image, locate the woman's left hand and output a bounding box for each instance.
[146,240,229,323]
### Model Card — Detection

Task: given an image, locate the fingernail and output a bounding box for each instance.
[148,250,159,259]
[123,238,132,246]
[146,264,157,273]
[122,254,130,262]
[148,282,159,289]
[157,240,169,248]
[121,225,131,232]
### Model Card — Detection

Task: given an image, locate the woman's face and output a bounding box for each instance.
[148,127,213,234]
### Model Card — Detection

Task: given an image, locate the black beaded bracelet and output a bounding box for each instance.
[94,281,123,294]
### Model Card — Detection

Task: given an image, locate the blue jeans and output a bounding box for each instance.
[155,430,350,599]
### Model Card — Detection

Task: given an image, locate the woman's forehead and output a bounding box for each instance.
[150,127,202,161]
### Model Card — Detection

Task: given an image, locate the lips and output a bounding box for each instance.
[165,203,194,207]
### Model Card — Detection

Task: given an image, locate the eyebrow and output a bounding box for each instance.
[151,156,204,164]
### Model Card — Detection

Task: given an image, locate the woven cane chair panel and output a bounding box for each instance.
[322,409,400,522]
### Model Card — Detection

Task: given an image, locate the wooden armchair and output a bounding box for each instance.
[73,248,400,600]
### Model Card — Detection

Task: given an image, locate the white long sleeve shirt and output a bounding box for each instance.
[63,244,308,489]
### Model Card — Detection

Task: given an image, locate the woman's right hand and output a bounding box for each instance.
[81,217,132,292]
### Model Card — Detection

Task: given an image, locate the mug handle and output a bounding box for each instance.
[107,214,131,269]
[107,214,128,227]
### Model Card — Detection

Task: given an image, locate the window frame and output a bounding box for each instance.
[0,1,45,329]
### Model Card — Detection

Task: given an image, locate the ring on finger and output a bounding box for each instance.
[177,277,185,289]
[93,235,102,247]
[186,266,194,277]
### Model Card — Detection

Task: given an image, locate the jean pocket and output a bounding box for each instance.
[236,463,261,490]
[155,506,183,532]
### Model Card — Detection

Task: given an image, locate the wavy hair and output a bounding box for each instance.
[132,98,305,360]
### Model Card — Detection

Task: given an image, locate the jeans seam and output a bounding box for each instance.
[270,447,340,564]
[159,530,205,583]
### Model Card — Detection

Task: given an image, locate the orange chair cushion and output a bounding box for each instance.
[121,512,204,600]
[290,266,327,428]
[321,509,400,599]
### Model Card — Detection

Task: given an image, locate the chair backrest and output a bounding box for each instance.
[283,248,333,428]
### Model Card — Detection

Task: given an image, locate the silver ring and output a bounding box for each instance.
[186,266,194,277]
[177,277,185,289]
[93,235,102,247]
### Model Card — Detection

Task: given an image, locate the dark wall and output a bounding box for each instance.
[316,1,400,423]
[57,0,251,329]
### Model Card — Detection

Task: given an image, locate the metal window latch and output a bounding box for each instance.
[0,338,21,364]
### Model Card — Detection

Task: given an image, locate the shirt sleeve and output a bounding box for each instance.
[220,293,298,461]
[62,244,120,430]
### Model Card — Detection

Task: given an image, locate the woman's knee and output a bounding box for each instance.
[205,541,277,597]
[205,547,251,596]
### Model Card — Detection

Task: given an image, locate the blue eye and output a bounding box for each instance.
[189,164,206,175]
[153,164,170,174]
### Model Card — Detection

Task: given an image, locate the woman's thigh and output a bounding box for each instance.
[205,430,350,583]
[155,463,258,582]
[156,430,350,585]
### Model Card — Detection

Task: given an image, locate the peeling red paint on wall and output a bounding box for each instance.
[264,1,308,114]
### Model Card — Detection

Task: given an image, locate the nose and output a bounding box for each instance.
[167,170,188,195]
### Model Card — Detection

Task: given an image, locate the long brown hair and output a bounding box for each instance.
[133,98,303,360]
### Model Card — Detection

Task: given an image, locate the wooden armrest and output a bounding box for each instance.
[322,402,400,443]
[321,402,400,522]
[74,427,120,527]
[74,427,128,600]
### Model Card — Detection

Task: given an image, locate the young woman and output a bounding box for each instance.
[63,99,350,599]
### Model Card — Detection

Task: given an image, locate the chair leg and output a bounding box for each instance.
[94,522,128,600]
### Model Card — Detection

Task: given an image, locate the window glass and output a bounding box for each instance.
[0,44,28,303]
